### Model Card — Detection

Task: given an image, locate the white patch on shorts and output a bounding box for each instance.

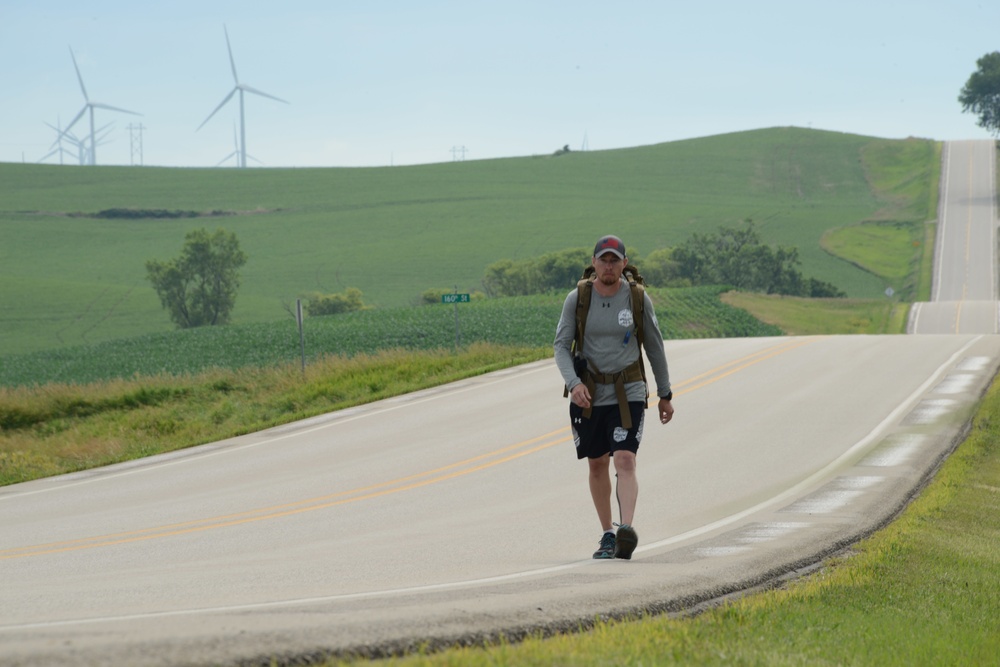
[613,426,629,442]
[617,309,634,328]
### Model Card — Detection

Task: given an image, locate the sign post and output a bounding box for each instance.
[441,288,470,350]
[296,299,306,375]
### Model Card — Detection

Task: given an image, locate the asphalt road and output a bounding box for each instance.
[2,140,999,667]
[909,139,997,334]
[4,333,1000,666]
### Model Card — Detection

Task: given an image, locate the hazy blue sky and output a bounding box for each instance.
[3,1,998,168]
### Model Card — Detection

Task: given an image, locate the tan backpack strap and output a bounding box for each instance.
[575,268,596,355]
[624,266,649,400]
[563,271,596,399]
[624,266,646,348]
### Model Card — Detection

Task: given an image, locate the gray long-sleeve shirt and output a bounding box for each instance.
[553,278,671,406]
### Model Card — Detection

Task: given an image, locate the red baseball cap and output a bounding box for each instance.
[593,235,626,259]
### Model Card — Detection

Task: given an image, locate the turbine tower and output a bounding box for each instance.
[198,25,288,168]
[61,48,141,165]
[216,122,262,167]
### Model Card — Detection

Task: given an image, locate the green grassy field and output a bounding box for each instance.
[0,127,936,355]
[721,292,909,335]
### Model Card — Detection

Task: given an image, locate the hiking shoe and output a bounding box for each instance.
[614,524,638,560]
[593,532,616,559]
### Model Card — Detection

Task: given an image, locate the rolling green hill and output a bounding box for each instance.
[0,127,932,355]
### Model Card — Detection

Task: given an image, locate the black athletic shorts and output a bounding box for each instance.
[570,401,645,460]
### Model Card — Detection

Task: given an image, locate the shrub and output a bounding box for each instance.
[306,288,369,316]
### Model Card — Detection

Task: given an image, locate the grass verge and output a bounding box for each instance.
[325,372,1000,666]
[719,291,909,335]
[818,138,940,303]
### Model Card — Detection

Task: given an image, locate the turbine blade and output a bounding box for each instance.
[223,25,239,83]
[90,102,142,116]
[197,88,237,130]
[68,47,89,101]
[44,121,64,148]
[95,124,116,142]
[62,106,88,136]
[241,84,289,105]
[216,150,237,167]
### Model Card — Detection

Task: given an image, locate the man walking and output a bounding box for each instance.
[553,234,674,559]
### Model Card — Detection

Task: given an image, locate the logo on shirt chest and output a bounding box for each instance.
[618,309,634,328]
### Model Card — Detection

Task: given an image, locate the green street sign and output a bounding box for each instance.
[442,293,470,304]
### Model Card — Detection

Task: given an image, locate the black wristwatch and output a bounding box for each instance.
[660,391,673,401]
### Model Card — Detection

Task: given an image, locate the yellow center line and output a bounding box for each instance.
[4,338,820,560]
[665,337,820,397]
[1,429,568,559]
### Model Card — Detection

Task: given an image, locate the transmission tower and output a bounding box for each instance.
[127,123,146,166]
[450,145,468,161]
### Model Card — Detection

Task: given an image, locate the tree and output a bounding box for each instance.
[639,247,686,287]
[959,51,1000,137]
[482,248,591,297]
[671,220,845,297]
[146,228,247,328]
[481,258,539,297]
[536,248,591,291]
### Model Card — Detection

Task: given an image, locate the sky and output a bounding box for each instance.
[2,0,999,169]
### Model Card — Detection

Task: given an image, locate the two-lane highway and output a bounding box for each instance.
[3,333,1000,666]
[910,140,998,333]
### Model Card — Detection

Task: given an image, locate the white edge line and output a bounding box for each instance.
[907,302,921,334]
[989,139,998,303]
[637,334,982,552]
[932,141,952,303]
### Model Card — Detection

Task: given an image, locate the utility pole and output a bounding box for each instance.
[450,145,467,161]
[127,123,146,166]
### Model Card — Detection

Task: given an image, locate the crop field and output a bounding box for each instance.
[0,286,780,388]
[0,127,938,355]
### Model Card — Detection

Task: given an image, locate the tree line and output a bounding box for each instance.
[483,221,845,298]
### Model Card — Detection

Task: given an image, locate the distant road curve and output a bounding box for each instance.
[909,139,997,334]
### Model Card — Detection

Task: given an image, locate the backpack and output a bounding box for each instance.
[565,264,648,427]
[571,264,646,357]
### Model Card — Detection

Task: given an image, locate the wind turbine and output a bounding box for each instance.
[47,120,115,165]
[216,122,263,167]
[198,25,288,168]
[61,47,141,165]
[38,118,78,165]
